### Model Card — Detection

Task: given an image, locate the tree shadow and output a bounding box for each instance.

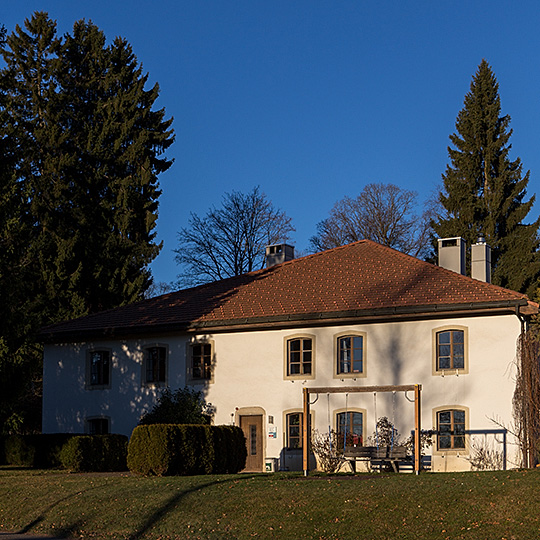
[127,475,254,540]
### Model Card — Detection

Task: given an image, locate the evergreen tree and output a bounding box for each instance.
[433,60,540,295]
[0,12,174,432]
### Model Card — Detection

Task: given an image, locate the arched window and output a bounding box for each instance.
[437,409,466,450]
[337,335,364,374]
[337,411,363,447]
[144,346,167,384]
[436,330,464,370]
[287,337,313,376]
[87,349,111,388]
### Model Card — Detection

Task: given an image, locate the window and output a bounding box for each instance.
[287,338,312,376]
[89,350,110,387]
[144,346,167,384]
[437,409,466,450]
[87,417,109,435]
[337,335,364,375]
[286,412,303,449]
[337,411,363,447]
[191,342,212,380]
[436,330,464,370]
[432,326,468,375]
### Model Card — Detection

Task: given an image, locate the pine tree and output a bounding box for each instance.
[433,60,540,296]
[0,12,174,432]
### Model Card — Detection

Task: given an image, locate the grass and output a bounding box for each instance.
[1,467,540,539]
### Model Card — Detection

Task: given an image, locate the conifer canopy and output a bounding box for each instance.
[0,12,174,432]
[433,60,540,296]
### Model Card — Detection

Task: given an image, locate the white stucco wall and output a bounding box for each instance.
[42,312,522,471]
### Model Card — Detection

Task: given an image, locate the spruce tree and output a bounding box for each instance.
[0,12,174,432]
[433,60,540,296]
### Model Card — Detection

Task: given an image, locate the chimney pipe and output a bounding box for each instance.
[471,236,491,283]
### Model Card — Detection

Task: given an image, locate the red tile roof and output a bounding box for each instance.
[40,240,535,342]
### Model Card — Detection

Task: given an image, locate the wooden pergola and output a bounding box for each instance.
[302,384,422,475]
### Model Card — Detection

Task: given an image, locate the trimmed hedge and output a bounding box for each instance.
[0,435,6,465]
[4,434,74,468]
[59,435,128,472]
[127,424,247,476]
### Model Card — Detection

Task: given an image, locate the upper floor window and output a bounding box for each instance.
[191,342,212,380]
[433,326,468,375]
[144,346,167,385]
[437,409,466,450]
[287,337,313,377]
[337,335,364,375]
[337,411,363,447]
[437,330,464,370]
[89,350,110,387]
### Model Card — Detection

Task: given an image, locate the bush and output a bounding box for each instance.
[4,434,74,468]
[128,424,246,476]
[59,435,128,472]
[0,434,6,465]
[139,387,213,425]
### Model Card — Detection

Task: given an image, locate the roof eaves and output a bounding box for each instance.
[39,297,529,344]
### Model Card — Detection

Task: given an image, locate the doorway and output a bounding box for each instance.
[240,414,263,472]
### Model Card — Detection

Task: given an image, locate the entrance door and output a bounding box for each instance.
[240,415,263,472]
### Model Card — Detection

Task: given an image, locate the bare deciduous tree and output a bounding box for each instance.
[175,187,294,285]
[310,183,431,257]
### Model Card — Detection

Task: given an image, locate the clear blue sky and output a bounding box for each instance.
[3,1,540,285]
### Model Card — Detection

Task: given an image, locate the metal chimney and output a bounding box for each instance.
[265,244,295,268]
[471,236,491,283]
[438,237,466,275]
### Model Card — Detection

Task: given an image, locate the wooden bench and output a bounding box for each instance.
[344,445,409,472]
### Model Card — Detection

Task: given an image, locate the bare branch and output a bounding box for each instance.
[175,186,294,286]
[310,183,431,257]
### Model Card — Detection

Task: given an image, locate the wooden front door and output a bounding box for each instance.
[240,415,263,472]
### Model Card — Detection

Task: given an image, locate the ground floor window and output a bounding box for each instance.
[437,409,465,449]
[337,411,363,447]
[87,417,109,435]
[286,412,304,449]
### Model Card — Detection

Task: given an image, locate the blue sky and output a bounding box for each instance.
[3,1,540,285]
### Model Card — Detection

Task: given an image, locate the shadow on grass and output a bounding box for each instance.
[10,482,104,538]
[128,476,257,540]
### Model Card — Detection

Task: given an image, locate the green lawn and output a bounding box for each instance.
[1,467,539,539]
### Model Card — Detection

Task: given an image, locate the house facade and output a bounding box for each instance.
[40,240,536,472]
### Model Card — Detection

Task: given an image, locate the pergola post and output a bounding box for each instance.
[414,383,421,474]
[302,386,309,476]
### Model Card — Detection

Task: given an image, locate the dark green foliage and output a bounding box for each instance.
[210,425,248,474]
[139,387,213,425]
[4,433,74,468]
[59,435,128,472]
[127,424,247,476]
[0,435,5,464]
[433,60,540,295]
[0,12,173,432]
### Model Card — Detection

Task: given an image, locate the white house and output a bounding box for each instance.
[40,239,537,472]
